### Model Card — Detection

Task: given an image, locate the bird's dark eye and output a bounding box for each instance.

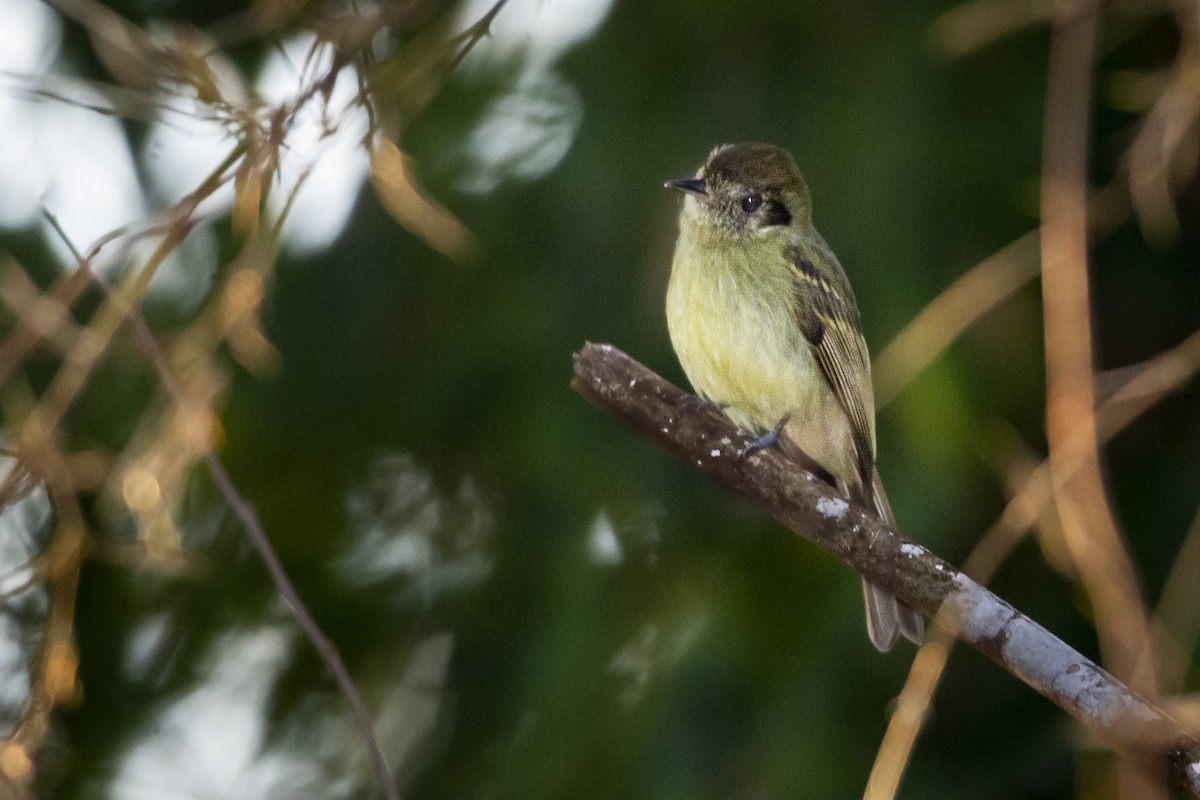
[741,194,764,213]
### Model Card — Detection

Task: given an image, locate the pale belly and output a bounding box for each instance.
[666,262,859,487]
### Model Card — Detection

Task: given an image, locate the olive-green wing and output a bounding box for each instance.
[787,247,877,497]
[789,247,923,651]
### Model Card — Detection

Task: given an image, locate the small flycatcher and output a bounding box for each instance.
[665,142,923,652]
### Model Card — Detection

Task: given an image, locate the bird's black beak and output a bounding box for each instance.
[664,177,708,196]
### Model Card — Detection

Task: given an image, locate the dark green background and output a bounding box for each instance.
[5,1,1200,798]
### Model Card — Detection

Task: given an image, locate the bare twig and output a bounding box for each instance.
[448,0,514,70]
[1041,35,1160,800]
[203,452,401,800]
[571,342,1200,799]
[34,211,400,798]
[84,255,404,800]
[868,323,1200,798]
[0,260,94,388]
[929,0,1056,58]
[873,230,1040,409]
[1,0,522,794]
[0,408,88,798]
[864,440,1053,800]
[874,184,1128,412]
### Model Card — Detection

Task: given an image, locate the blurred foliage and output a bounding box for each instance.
[0,0,1198,799]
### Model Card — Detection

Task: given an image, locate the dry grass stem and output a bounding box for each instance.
[874,231,1040,409]
[866,4,1200,789]
[0,0,515,796]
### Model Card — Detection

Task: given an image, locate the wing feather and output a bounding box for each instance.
[787,249,877,500]
[789,246,925,650]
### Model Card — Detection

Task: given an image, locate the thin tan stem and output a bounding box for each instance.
[1042,0,1158,706]
[865,320,1200,798]
[874,231,1040,410]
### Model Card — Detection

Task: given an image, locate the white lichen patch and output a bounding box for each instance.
[815,496,849,519]
[710,449,721,457]
[949,574,1015,640]
[949,574,1167,734]
[900,543,924,558]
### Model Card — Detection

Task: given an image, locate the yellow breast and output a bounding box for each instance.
[666,232,823,433]
[664,216,859,487]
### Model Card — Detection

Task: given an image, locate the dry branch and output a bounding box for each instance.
[571,341,1200,799]
[0,0,521,794]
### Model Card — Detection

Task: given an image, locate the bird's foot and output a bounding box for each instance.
[738,416,790,460]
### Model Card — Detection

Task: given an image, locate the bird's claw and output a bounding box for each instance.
[737,417,790,460]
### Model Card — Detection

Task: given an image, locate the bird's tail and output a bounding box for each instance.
[862,472,924,652]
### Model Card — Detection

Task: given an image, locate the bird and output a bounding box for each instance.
[664,141,923,651]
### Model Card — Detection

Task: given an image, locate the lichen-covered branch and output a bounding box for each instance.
[571,341,1200,799]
